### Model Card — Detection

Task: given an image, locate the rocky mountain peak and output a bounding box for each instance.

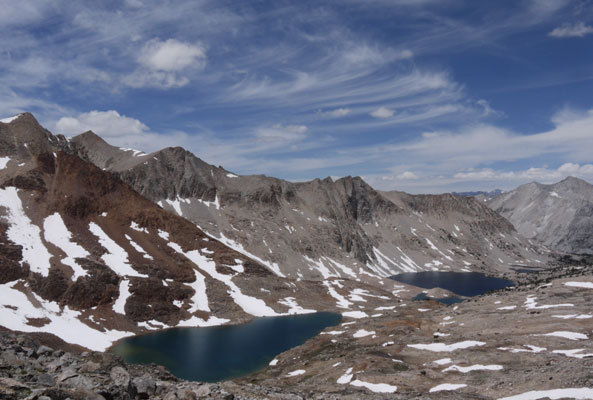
[0,112,57,157]
[555,175,593,192]
[72,130,109,147]
[488,176,593,254]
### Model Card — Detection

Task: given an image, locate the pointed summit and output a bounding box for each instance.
[0,112,56,157]
[556,175,591,189]
[489,176,593,255]
[69,130,151,171]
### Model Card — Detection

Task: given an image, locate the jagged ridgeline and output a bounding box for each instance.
[69,125,547,281]
[0,113,348,351]
[0,113,545,352]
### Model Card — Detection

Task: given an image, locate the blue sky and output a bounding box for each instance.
[1,0,593,193]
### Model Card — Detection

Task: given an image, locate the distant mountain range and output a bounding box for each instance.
[453,189,504,202]
[70,128,546,281]
[488,176,593,255]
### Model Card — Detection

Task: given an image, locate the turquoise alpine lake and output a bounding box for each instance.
[109,312,341,382]
[390,271,514,301]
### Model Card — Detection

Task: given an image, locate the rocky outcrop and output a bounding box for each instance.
[488,177,593,255]
[0,331,234,400]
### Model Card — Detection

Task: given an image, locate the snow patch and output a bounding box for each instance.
[113,280,131,315]
[534,331,588,341]
[443,364,503,373]
[176,315,229,328]
[168,241,278,317]
[0,156,10,169]
[323,280,352,309]
[407,341,486,352]
[342,311,369,319]
[0,114,21,123]
[130,221,149,234]
[432,358,452,365]
[498,345,546,353]
[0,187,52,276]
[524,295,573,310]
[286,369,306,377]
[43,213,89,280]
[350,380,397,394]
[216,232,285,277]
[565,281,593,289]
[125,234,154,260]
[552,349,593,359]
[88,222,147,277]
[430,383,467,393]
[278,297,316,315]
[0,282,134,351]
[353,329,375,338]
[197,194,220,210]
[552,314,592,319]
[337,368,353,384]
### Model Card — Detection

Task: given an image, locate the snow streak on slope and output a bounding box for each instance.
[113,280,131,315]
[168,241,278,317]
[43,213,89,280]
[125,234,153,260]
[216,232,285,277]
[278,297,316,314]
[0,187,52,276]
[88,222,148,278]
[186,269,210,313]
[0,114,21,123]
[0,281,134,351]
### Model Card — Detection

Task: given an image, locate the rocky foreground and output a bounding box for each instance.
[1,264,592,400]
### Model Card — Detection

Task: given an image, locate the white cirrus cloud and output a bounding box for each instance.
[370,106,395,119]
[320,108,352,118]
[476,99,500,117]
[255,124,309,142]
[139,38,206,71]
[453,163,593,183]
[549,22,593,38]
[55,110,148,138]
[123,70,190,89]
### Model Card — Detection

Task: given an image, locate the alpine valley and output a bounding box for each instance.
[1,113,593,400]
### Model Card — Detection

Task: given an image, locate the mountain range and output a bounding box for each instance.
[0,113,549,351]
[2,113,593,399]
[70,128,546,281]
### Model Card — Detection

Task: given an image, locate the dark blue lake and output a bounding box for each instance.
[390,271,514,297]
[109,312,341,382]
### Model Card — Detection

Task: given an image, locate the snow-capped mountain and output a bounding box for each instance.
[0,113,553,352]
[488,177,593,255]
[1,113,360,351]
